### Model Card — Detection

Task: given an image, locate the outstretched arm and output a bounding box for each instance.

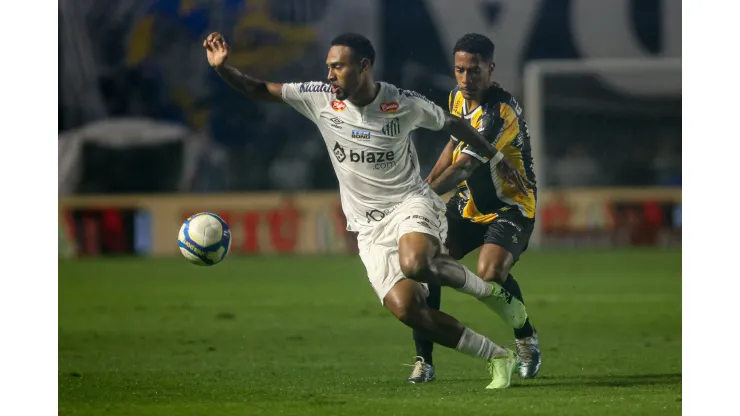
[204,32,283,103]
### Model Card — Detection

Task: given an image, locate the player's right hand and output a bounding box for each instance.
[497,158,532,196]
[204,32,229,68]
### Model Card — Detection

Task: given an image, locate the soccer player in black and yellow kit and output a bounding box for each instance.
[407,33,541,383]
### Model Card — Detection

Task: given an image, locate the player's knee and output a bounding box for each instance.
[391,301,424,328]
[399,253,433,282]
[478,261,510,284]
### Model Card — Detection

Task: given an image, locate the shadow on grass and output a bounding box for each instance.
[431,373,682,389]
[513,372,682,389]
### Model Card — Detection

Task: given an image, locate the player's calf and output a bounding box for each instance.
[477,260,510,285]
[477,246,533,332]
[477,245,541,378]
[479,263,536,336]
[411,284,441,364]
[385,281,462,348]
[397,232,490,295]
[384,279,517,389]
[398,232,528,329]
[408,284,440,383]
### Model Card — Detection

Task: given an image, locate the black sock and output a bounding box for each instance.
[502,274,535,339]
[412,284,442,366]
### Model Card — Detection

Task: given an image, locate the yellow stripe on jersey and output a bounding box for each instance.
[461,191,499,224]
[495,104,519,150]
[497,143,536,219]
[449,89,463,115]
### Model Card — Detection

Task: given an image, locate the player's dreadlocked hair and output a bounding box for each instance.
[331,33,376,66]
[453,33,495,61]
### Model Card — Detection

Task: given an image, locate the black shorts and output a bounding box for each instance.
[444,199,534,262]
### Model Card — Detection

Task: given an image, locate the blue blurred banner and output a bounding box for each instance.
[134,210,153,254]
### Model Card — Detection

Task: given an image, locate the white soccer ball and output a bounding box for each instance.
[178,212,232,266]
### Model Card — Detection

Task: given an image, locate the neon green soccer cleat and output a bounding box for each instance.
[480,284,528,330]
[485,349,518,389]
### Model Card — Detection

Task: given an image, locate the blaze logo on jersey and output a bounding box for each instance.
[332,100,346,111]
[382,118,400,136]
[349,150,395,165]
[332,142,346,162]
[380,101,399,113]
[332,142,396,170]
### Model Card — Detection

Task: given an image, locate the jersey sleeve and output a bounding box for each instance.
[401,90,447,131]
[461,97,525,163]
[281,82,333,121]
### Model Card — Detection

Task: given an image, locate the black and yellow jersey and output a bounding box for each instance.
[448,83,537,223]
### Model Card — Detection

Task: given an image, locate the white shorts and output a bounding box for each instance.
[357,196,449,303]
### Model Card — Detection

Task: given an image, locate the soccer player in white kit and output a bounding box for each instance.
[204,32,531,389]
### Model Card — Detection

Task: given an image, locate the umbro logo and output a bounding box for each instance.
[328,117,344,129]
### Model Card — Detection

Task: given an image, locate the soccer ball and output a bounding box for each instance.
[178,213,232,266]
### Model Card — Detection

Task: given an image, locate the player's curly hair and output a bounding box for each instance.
[331,33,376,66]
[453,33,495,61]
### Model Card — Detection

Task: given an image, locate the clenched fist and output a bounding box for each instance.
[203,32,229,68]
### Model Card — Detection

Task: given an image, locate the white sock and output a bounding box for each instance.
[454,265,493,299]
[455,327,507,360]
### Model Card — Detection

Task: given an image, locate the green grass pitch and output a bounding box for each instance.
[59,249,681,415]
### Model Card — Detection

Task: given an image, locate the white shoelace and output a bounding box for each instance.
[403,356,426,378]
[515,338,535,362]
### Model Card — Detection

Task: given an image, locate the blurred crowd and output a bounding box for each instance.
[58,54,681,193]
[58,0,681,194]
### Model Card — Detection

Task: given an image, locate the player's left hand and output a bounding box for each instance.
[204,32,230,68]
[497,158,531,195]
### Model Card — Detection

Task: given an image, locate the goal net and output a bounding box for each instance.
[523,59,682,248]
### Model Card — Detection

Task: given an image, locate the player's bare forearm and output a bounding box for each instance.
[429,157,480,195]
[425,139,456,184]
[441,114,500,161]
[204,32,282,102]
[214,65,283,103]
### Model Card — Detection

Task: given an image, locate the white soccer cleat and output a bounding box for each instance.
[406,357,436,383]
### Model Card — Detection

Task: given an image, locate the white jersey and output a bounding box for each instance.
[281,81,447,232]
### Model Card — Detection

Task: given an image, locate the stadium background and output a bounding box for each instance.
[58,1,681,415]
